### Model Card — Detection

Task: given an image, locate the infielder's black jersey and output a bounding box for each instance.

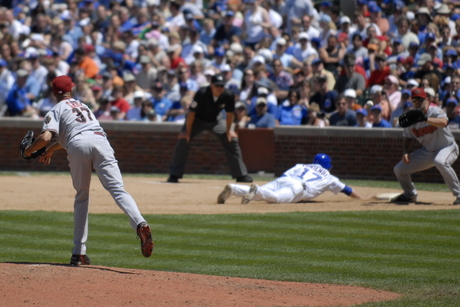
[190,87,235,122]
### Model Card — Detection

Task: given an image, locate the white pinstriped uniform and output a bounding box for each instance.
[227,164,346,203]
[42,98,146,255]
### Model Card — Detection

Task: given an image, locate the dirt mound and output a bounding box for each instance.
[0,263,400,307]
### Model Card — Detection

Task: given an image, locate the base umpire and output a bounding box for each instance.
[167,74,253,183]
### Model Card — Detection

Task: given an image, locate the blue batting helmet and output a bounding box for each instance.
[313,153,332,170]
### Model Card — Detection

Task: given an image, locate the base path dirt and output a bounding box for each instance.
[2,174,457,306]
[1,175,457,214]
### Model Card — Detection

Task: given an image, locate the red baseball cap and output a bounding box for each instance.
[399,56,414,65]
[411,87,427,99]
[84,44,95,53]
[52,75,75,95]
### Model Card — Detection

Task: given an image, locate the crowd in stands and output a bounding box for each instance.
[1,0,460,129]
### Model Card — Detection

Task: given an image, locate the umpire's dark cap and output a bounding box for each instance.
[211,74,225,86]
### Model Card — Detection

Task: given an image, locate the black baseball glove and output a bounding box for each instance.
[19,130,46,162]
[399,109,427,128]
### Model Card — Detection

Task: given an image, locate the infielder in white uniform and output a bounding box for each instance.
[392,87,460,205]
[24,75,154,265]
[217,154,367,204]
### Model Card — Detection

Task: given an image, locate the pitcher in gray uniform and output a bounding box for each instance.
[392,87,460,205]
[24,75,154,265]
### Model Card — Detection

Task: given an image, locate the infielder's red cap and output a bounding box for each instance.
[411,87,427,99]
[52,75,75,95]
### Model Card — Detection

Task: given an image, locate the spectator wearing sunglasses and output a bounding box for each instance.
[334,53,365,96]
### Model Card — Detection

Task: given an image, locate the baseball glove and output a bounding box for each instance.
[19,130,46,162]
[399,109,427,128]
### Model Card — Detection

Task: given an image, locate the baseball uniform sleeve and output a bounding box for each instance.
[432,106,448,120]
[42,109,60,136]
[327,176,346,194]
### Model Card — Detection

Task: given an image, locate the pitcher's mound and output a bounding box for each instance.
[1,263,400,306]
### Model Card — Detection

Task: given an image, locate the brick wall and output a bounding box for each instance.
[2,119,459,183]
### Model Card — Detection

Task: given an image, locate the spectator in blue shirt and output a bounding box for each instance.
[248,86,278,117]
[276,88,309,126]
[211,11,241,49]
[371,105,392,128]
[5,69,39,117]
[247,97,276,128]
[150,81,173,121]
[200,18,216,46]
[445,97,460,129]
[310,75,338,114]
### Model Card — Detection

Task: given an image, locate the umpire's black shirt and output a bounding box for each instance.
[190,86,235,122]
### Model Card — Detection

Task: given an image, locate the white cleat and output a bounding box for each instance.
[241,184,258,204]
[217,184,232,204]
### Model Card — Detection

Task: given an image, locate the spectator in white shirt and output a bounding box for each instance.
[293,32,319,62]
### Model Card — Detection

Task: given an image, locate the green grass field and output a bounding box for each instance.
[1,174,459,306]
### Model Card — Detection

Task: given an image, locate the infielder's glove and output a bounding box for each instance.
[19,130,46,162]
[398,109,427,128]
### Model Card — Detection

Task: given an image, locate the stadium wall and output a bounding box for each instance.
[1,118,457,183]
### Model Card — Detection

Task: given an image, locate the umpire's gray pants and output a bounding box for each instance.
[169,118,248,179]
[393,143,460,198]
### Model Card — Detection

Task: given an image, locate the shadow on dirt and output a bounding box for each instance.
[4,262,139,274]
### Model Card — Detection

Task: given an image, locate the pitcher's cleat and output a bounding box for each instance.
[70,254,91,266]
[137,222,154,257]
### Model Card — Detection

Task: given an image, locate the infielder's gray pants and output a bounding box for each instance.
[394,143,460,197]
[169,118,248,178]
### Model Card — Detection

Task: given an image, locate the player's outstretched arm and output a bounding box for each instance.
[349,188,374,200]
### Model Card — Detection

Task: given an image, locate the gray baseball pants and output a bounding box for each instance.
[68,132,146,255]
[393,142,460,198]
[169,118,248,179]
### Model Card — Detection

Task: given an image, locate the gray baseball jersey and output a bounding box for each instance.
[42,98,102,149]
[402,106,454,151]
[42,98,146,255]
[395,105,460,199]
